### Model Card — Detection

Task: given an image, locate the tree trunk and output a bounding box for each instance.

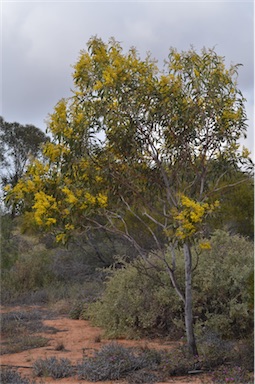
[183,241,198,356]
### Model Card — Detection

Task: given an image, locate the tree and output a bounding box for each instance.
[5,37,252,355]
[0,116,49,189]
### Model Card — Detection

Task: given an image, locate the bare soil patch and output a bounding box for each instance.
[0,305,210,383]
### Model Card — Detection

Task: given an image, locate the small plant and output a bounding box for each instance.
[1,367,36,384]
[68,302,84,319]
[94,334,101,343]
[32,356,73,379]
[55,341,65,351]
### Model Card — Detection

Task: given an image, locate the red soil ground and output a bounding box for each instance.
[0,305,211,384]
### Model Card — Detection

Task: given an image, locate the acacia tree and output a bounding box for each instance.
[5,37,251,356]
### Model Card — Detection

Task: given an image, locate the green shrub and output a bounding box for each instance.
[88,259,183,338]
[193,230,254,338]
[88,231,253,340]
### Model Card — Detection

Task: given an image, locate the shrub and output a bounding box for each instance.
[88,260,183,338]
[127,369,159,383]
[32,356,73,379]
[88,231,253,340]
[1,367,36,384]
[193,230,254,338]
[158,344,200,378]
[77,342,161,381]
[197,329,234,369]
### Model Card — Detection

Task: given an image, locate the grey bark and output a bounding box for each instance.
[183,241,198,356]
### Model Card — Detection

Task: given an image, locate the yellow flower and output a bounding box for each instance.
[56,233,67,244]
[97,193,108,207]
[62,186,78,205]
[172,195,220,241]
[65,223,74,231]
[46,217,57,226]
[4,184,11,192]
[85,192,96,205]
[199,241,212,250]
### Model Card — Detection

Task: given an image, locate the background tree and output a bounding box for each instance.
[5,37,252,356]
[0,116,49,189]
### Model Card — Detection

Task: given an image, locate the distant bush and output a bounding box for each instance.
[1,249,54,303]
[88,231,253,339]
[0,214,19,270]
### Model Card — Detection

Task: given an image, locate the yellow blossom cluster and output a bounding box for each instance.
[62,186,78,205]
[32,191,58,226]
[172,195,219,240]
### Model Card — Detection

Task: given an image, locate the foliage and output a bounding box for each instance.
[32,356,73,379]
[88,231,253,339]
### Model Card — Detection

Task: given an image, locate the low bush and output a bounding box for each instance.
[197,329,234,369]
[127,369,159,383]
[77,342,161,381]
[158,344,200,378]
[1,367,36,384]
[32,356,73,379]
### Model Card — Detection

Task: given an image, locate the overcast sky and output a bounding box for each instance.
[1,1,254,155]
